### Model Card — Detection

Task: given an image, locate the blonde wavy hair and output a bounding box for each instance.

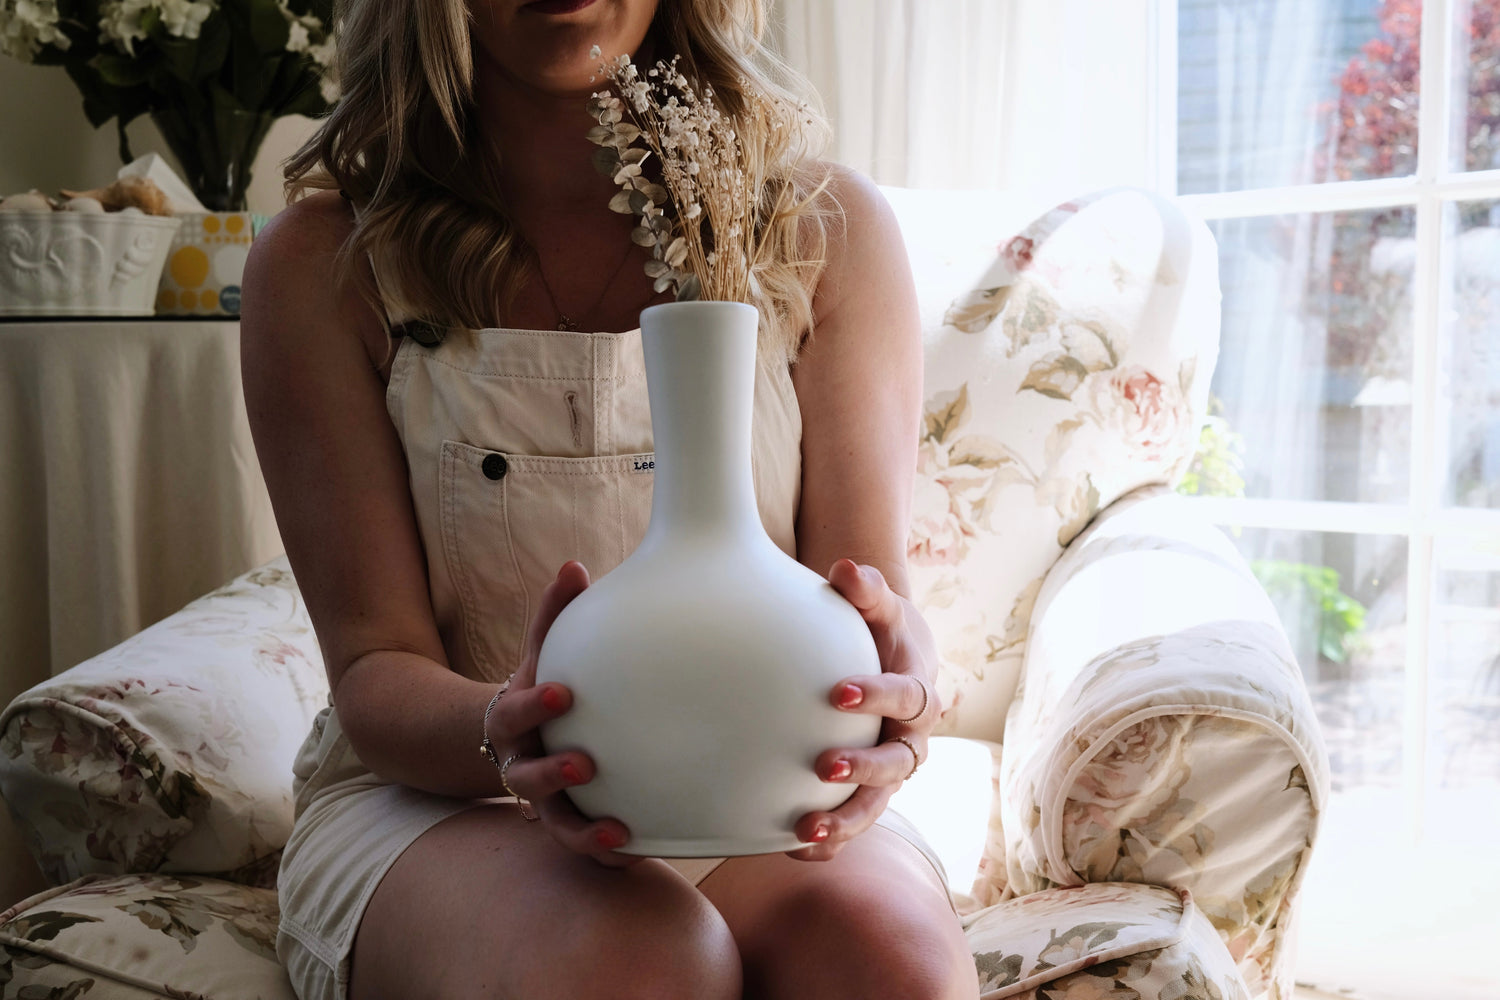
[284,0,834,359]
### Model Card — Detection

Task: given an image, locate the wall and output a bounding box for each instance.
[0,57,317,216]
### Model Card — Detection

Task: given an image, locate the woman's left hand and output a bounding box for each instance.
[789,558,941,861]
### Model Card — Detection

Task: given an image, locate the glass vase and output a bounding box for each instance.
[150,107,275,213]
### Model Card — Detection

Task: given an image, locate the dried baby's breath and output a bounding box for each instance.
[587,46,779,304]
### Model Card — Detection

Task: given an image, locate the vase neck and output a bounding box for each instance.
[639,302,762,545]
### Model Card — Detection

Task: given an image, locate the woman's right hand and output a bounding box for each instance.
[485,560,640,868]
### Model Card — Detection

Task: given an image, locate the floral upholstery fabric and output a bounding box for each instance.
[963,882,1247,1000]
[1001,489,1330,999]
[885,186,1222,743]
[0,558,328,888]
[0,189,1327,1000]
[0,874,293,999]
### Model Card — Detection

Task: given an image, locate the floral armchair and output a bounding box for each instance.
[0,187,1327,1000]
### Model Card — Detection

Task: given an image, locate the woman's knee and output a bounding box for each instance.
[554,861,742,1000]
[751,881,975,1000]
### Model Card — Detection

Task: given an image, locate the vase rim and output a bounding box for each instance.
[640,300,758,324]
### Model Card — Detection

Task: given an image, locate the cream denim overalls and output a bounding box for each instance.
[274,324,942,1000]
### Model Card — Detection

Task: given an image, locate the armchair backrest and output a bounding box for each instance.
[887,187,1222,742]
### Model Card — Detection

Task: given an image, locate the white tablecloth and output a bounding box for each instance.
[0,319,283,699]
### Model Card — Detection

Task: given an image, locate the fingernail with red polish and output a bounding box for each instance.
[595,829,624,850]
[809,824,830,843]
[828,758,852,781]
[561,762,584,786]
[837,684,863,709]
[541,686,565,712]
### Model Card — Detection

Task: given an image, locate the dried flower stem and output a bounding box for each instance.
[586,47,771,304]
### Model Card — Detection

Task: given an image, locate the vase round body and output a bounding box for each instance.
[536,300,883,857]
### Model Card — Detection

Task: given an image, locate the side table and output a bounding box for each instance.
[0,318,283,694]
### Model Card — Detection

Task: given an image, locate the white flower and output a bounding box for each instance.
[285,19,308,52]
[98,0,215,55]
[1,0,71,61]
[306,39,334,68]
[98,0,151,54]
[158,0,212,39]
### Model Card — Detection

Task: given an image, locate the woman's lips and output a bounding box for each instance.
[522,0,598,14]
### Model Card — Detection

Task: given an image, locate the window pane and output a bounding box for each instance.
[1433,550,1500,793]
[1201,208,1414,504]
[1178,0,1420,194]
[1229,528,1408,789]
[1445,199,1500,508]
[1452,0,1500,172]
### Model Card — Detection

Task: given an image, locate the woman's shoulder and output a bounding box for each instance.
[242,189,387,367]
[806,163,910,307]
[809,161,895,229]
[250,188,357,264]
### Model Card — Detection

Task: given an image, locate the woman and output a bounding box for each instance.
[241,0,977,997]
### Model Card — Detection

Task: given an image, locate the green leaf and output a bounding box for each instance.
[947,434,1014,471]
[277,73,329,116]
[245,0,292,51]
[93,52,151,88]
[1019,353,1089,400]
[9,910,101,944]
[942,286,1007,333]
[591,145,619,177]
[155,12,229,85]
[923,384,970,444]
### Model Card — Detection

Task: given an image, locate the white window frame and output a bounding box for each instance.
[1152,0,1500,842]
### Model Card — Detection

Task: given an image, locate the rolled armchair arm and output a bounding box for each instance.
[1000,488,1329,999]
[0,557,327,888]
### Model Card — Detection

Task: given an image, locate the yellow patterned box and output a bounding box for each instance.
[154,212,256,316]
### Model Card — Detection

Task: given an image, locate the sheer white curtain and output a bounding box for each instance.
[1184,0,1348,508]
[768,0,1156,195]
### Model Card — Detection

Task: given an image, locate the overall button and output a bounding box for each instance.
[482,453,508,481]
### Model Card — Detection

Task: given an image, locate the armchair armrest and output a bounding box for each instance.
[1000,488,1328,998]
[0,557,327,888]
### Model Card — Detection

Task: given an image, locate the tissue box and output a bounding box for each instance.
[154,212,255,316]
[0,211,181,316]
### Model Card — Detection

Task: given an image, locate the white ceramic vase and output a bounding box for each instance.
[536,300,883,856]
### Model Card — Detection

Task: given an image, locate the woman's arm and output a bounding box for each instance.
[793,168,922,592]
[241,193,598,819]
[789,168,940,858]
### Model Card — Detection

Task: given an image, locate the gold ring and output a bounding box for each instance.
[895,680,929,725]
[886,736,921,780]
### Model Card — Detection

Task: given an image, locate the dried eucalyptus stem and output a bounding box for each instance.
[586,47,772,304]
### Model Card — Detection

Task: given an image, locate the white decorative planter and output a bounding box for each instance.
[537,300,882,856]
[0,211,181,316]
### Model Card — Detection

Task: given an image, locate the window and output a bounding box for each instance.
[1163,1,1500,994]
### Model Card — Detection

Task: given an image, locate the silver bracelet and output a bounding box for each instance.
[477,676,512,768]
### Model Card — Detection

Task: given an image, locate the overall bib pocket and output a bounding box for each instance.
[439,440,656,680]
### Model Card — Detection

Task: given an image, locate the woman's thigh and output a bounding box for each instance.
[349,805,741,1000]
[698,825,978,1000]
